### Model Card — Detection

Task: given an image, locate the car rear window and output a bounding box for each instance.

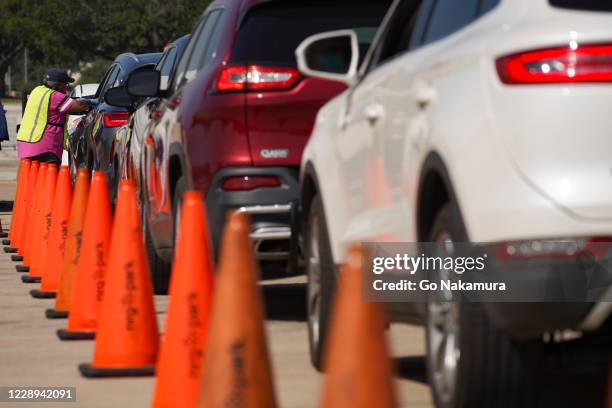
[549,0,612,11]
[229,1,390,66]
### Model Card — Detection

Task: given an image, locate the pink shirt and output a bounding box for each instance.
[17,90,74,160]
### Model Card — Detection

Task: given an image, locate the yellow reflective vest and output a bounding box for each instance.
[17,85,69,145]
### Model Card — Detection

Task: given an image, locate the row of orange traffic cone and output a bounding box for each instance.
[4,158,400,407]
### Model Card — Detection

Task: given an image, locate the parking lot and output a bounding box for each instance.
[0,103,432,406]
[0,212,432,408]
[2,0,612,406]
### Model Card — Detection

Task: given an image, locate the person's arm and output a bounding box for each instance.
[66,99,91,114]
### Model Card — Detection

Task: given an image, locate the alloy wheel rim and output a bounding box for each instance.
[307,216,321,350]
[427,232,460,405]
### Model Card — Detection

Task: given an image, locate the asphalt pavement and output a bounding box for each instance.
[0,105,433,407]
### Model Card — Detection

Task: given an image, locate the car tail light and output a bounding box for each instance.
[496,44,612,84]
[222,176,281,191]
[102,111,129,127]
[216,65,300,92]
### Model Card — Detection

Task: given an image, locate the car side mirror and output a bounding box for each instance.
[104,86,134,108]
[126,68,161,98]
[295,29,359,86]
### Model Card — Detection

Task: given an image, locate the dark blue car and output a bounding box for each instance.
[75,52,160,199]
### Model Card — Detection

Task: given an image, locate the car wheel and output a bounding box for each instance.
[144,204,171,295]
[305,194,336,371]
[426,203,541,408]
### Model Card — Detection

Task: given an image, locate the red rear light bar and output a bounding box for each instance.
[217,65,300,92]
[222,176,281,191]
[496,44,612,84]
[102,111,129,127]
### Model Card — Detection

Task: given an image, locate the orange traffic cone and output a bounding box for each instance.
[46,168,90,319]
[3,159,26,246]
[31,166,73,299]
[22,164,57,284]
[152,191,215,408]
[18,163,49,274]
[319,245,397,408]
[10,160,37,258]
[22,163,48,261]
[6,160,37,256]
[79,180,158,377]
[8,159,31,251]
[5,160,30,251]
[57,171,111,339]
[198,211,278,407]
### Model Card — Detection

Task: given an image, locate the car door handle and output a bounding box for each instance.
[416,86,436,109]
[364,102,385,125]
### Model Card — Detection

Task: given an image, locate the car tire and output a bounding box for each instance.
[426,203,541,408]
[144,205,171,295]
[305,194,336,371]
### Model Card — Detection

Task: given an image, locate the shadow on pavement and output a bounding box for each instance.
[395,356,428,384]
[261,283,307,322]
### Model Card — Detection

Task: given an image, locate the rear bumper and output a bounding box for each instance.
[205,167,300,269]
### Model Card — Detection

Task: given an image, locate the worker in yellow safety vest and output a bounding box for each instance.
[16,68,91,166]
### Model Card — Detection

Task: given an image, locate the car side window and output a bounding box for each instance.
[201,11,226,67]
[422,0,480,45]
[479,0,500,15]
[366,0,429,70]
[172,16,208,92]
[95,64,118,99]
[99,65,120,101]
[184,10,222,82]
[156,47,178,91]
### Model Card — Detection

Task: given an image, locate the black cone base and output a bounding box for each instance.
[21,275,40,283]
[45,309,69,319]
[2,239,10,245]
[30,289,56,299]
[57,329,95,341]
[3,247,17,253]
[11,255,23,262]
[16,264,29,272]
[78,363,155,378]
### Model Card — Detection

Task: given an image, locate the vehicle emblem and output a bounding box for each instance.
[260,149,289,159]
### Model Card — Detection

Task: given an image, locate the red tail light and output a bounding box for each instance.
[496,44,612,84]
[102,111,129,127]
[216,65,300,92]
[222,176,281,191]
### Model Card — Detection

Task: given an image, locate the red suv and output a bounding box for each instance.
[127,0,389,292]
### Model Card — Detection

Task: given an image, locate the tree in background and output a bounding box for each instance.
[0,0,28,97]
[1,0,211,95]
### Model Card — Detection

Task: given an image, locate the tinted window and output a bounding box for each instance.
[230,2,389,66]
[409,0,435,49]
[173,17,207,91]
[185,10,222,82]
[423,0,479,45]
[156,47,178,91]
[480,0,500,15]
[100,65,120,101]
[95,65,118,98]
[368,0,429,68]
[201,12,226,67]
[550,0,612,11]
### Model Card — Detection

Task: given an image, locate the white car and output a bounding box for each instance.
[295,0,612,406]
